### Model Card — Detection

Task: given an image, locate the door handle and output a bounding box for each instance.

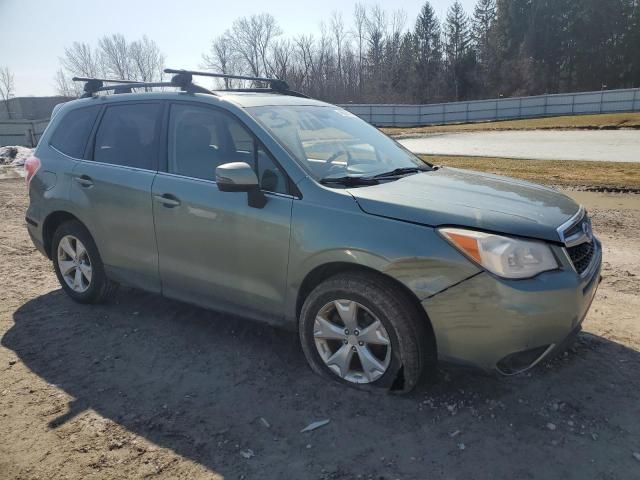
[73,175,94,187]
[153,193,181,207]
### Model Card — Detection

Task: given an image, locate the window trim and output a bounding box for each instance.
[88,100,165,172]
[83,105,106,160]
[48,104,102,160]
[166,101,297,197]
[154,170,299,200]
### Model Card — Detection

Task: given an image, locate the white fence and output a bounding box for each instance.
[0,119,49,147]
[340,88,640,127]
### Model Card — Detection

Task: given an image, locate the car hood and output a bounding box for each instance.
[347,167,580,243]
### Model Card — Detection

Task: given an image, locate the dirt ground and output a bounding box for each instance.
[1,177,639,480]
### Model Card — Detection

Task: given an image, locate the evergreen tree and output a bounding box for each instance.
[395,32,417,101]
[444,0,474,99]
[492,0,532,96]
[626,0,640,86]
[413,1,443,102]
[472,0,496,63]
[472,0,497,96]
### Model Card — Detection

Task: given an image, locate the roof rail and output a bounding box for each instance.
[71,71,309,99]
[72,75,214,97]
[164,68,289,90]
[163,68,309,98]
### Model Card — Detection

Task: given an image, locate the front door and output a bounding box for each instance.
[152,103,293,321]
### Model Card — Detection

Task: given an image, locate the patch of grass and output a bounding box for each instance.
[421,155,640,189]
[383,112,640,136]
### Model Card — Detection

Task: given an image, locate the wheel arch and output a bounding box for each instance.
[42,211,84,259]
[295,262,436,342]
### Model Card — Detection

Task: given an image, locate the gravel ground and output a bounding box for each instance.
[1,178,639,480]
[399,130,640,162]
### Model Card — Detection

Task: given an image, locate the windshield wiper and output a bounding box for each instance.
[370,167,430,179]
[320,176,380,187]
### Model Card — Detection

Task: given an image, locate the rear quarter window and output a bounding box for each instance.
[49,105,101,159]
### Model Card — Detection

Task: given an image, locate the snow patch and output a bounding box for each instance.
[0,145,33,167]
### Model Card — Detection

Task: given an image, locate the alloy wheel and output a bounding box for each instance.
[57,235,92,293]
[313,299,392,384]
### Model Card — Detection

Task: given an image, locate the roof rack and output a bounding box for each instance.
[163,68,309,98]
[72,75,214,98]
[72,70,309,99]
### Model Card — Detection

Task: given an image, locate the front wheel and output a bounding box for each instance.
[52,220,118,304]
[299,272,436,393]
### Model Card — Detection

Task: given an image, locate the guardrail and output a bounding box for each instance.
[340,88,640,127]
[0,119,49,147]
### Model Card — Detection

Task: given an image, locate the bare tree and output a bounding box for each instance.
[56,34,166,95]
[353,3,367,96]
[0,66,15,119]
[60,41,102,78]
[227,13,281,80]
[365,4,388,100]
[129,36,165,87]
[331,11,346,85]
[54,69,83,97]
[292,34,315,90]
[99,34,132,80]
[202,33,238,88]
[269,39,294,81]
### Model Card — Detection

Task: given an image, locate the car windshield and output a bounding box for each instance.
[246,105,429,182]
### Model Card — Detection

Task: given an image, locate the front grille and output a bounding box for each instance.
[567,241,595,275]
[564,219,586,239]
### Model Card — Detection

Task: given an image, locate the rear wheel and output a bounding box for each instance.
[52,220,118,304]
[299,272,436,393]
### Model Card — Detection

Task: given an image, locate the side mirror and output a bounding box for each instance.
[215,162,266,208]
[216,162,259,191]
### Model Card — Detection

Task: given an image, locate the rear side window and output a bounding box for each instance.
[49,106,100,159]
[94,103,162,170]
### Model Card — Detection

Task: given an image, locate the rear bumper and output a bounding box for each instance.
[26,213,47,257]
[422,239,602,373]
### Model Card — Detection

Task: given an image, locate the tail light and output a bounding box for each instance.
[25,156,41,188]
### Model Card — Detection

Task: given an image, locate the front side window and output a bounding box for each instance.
[247,105,428,181]
[49,105,100,159]
[168,104,254,181]
[94,103,161,170]
[256,145,288,194]
[168,104,288,194]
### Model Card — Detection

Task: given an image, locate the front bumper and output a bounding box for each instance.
[422,238,602,373]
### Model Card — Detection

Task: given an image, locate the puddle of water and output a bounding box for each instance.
[562,190,640,210]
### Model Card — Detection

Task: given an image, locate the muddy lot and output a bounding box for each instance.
[1,177,639,479]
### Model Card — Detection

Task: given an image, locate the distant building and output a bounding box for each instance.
[0,96,73,121]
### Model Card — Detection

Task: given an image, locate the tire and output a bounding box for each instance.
[52,220,118,304]
[299,272,436,393]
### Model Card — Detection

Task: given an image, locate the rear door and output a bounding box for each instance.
[152,102,293,322]
[69,101,163,292]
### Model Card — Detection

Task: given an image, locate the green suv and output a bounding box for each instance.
[24,71,601,392]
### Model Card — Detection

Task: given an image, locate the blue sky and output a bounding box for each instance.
[0,0,477,97]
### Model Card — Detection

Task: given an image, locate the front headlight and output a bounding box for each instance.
[439,228,558,279]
